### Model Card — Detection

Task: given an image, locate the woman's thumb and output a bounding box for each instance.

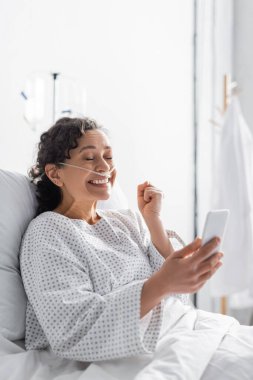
[137,181,148,197]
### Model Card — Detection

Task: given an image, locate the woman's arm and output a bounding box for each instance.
[143,214,174,259]
[137,181,174,259]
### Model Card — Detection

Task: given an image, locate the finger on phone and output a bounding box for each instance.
[202,251,223,264]
[192,237,220,263]
[198,254,222,275]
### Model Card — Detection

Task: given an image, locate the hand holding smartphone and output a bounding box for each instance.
[201,209,230,258]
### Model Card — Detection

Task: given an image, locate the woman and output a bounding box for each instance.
[20,117,253,379]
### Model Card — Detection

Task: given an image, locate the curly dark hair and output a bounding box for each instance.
[29,117,108,216]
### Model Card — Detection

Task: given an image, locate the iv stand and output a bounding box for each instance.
[52,72,60,123]
[193,0,198,308]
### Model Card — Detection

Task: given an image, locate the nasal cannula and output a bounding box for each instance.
[57,162,115,178]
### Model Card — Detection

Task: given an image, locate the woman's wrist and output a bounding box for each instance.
[140,270,168,318]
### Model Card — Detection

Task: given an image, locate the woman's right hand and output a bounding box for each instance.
[158,237,223,295]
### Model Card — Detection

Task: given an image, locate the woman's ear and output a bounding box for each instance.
[45,164,64,187]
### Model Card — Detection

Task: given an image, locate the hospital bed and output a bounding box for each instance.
[2,168,252,380]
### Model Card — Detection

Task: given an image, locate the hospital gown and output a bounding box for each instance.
[19,208,188,362]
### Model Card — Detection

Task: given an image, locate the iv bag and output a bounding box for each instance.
[21,71,87,131]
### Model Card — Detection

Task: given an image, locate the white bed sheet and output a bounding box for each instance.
[1,298,253,380]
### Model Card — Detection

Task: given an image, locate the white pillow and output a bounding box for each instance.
[0,169,129,341]
[0,169,37,340]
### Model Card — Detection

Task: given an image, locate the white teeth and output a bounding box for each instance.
[89,179,109,184]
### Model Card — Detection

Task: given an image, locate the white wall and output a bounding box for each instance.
[0,1,194,242]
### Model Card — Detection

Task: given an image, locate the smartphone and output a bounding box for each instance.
[201,209,230,258]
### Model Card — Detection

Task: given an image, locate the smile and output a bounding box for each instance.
[89,179,109,184]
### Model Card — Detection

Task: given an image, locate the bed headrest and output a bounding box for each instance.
[0,168,128,341]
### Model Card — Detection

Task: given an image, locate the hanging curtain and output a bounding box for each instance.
[210,96,253,297]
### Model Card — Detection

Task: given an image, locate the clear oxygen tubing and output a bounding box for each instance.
[57,162,115,178]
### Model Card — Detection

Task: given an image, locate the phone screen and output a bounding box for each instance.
[202,209,230,257]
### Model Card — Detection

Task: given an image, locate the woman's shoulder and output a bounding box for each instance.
[23,211,71,237]
[24,209,141,236]
[99,207,138,220]
[99,208,143,229]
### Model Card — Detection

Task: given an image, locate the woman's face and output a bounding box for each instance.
[51,130,117,204]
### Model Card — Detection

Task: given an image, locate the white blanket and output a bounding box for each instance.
[1,298,253,380]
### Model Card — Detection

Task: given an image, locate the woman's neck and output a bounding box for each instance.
[53,202,100,224]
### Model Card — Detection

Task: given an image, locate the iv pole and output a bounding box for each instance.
[193,0,198,308]
[220,73,230,315]
[52,72,60,123]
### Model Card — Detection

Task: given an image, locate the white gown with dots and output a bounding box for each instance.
[20,208,188,362]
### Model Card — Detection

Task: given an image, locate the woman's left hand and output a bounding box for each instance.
[137,181,164,219]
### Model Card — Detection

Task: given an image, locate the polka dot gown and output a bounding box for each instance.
[20,208,189,362]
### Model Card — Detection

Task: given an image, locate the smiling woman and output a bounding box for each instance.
[29,116,117,223]
[45,126,117,223]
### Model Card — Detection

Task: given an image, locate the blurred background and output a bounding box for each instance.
[1,0,253,324]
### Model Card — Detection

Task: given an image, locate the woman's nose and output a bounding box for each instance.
[97,158,111,172]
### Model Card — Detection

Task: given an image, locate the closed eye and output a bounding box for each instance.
[85,157,113,161]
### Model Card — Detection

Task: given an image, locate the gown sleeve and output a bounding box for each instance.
[140,309,153,339]
[20,216,163,362]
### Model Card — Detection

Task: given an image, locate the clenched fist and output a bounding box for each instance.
[137,181,164,219]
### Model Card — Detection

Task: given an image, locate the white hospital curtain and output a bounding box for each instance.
[210,96,253,303]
